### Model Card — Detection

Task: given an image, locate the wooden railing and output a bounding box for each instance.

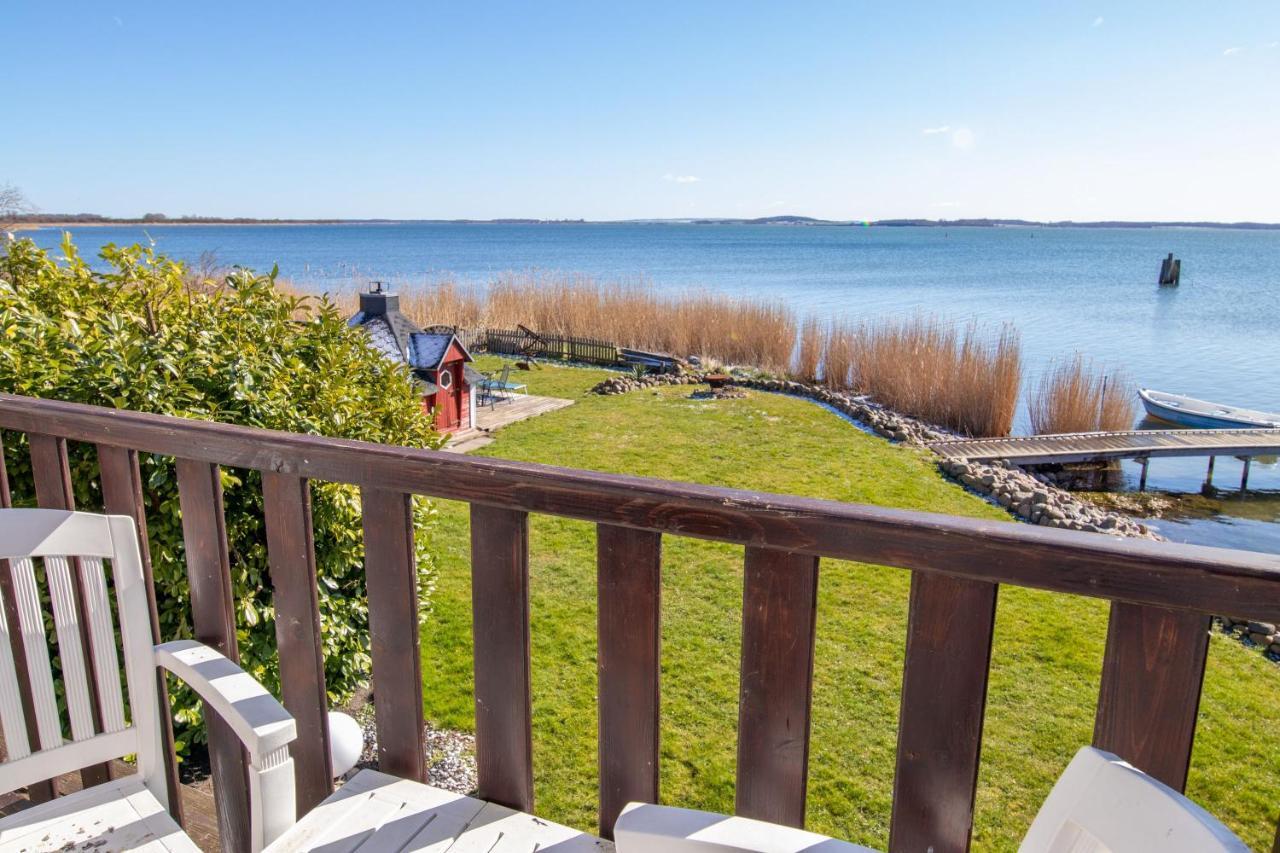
[1,393,1278,852]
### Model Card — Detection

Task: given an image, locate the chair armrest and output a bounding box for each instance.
[155,639,296,764]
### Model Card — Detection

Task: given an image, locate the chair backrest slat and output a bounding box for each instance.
[0,509,163,803]
[45,555,97,741]
[0,595,31,759]
[8,557,63,750]
[80,556,127,733]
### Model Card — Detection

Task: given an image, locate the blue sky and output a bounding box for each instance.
[4,2,1278,221]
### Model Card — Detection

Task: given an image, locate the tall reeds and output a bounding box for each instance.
[383,272,796,372]
[794,317,824,381]
[842,316,1022,437]
[321,272,1115,438]
[822,322,856,389]
[1029,356,1135,434]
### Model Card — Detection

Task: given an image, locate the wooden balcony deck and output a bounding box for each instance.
[0,393,1277,853]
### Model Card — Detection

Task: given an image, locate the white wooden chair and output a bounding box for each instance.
[614,747,1250,853]
[613,803,876,852]
[0,509,297,852]
[1019,746,1249,852]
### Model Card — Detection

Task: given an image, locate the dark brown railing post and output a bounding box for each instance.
[175,458,252,853]
[360,487,427,782]
[736,546,819,828]
[29,433,113,790]
[263,473,333,812]
[0,433,55,803]
[97,444,184,823]
[889,572,998,853]
[470,504,534,812]
[597,524,661,838]
[1094,602,1209,791]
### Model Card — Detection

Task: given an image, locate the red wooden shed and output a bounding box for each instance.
[412,334,474,433]
[348,284,476,434]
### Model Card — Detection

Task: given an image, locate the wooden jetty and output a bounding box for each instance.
[929,427,1280,490]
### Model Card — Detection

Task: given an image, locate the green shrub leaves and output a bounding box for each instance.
[0,237,442,756]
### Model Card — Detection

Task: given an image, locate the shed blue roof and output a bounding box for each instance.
[408,333,455,370]
[349,291,472,373]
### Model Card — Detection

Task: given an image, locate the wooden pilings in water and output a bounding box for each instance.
[1159,253,1181,285]
[1202,455,1255,494]
[1138,457,1150,492]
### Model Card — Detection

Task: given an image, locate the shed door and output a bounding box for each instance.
[437,368,459,429]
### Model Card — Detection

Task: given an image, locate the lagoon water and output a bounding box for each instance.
[27,222,1280,551]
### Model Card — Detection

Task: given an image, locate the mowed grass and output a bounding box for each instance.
[420,358,1280,850]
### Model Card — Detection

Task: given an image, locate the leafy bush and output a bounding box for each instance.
[0,236,443,755]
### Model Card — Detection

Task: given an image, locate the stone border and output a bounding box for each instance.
[591,372,708,394]
[594,371,1154,537]
[728,377,1156,539]
[1217,618,1280,663]
[590,368,1280,663]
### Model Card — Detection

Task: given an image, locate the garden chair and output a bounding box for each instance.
[614,803,873,851]
[488,364,516,407]
[493,364,528,396]
[1018,747,1248,852]
[0,509,606,852]
[0,508,298,852]
[613,746,1248,852]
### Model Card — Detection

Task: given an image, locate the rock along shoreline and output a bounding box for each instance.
[591,370,1156,540]
[589,367,1279,663]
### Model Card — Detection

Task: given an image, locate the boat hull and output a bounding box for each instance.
[1139,389,1280,429]
[1141,399,1258,429]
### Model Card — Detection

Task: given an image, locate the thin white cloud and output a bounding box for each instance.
[931,201,962,208]
[1092,16,1104,28]
[924,125,976,150]
[663,173,701,184]
[1265,41,1279,49]
[1223,46,1244,56]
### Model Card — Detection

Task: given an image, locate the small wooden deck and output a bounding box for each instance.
[929,427,1280,465]
[444,394,575,454]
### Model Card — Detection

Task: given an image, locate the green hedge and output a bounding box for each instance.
[0,236,442,756]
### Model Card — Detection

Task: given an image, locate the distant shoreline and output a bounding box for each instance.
[13,215,1280,231]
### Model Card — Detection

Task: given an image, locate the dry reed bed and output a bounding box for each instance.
[1029,355,1134,434]
[320,272,1133,438]
[370,273,797,373]
[813,316,1022,437]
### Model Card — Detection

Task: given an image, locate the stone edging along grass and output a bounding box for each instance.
[589,369,1280,665]
[592,370,1154,540]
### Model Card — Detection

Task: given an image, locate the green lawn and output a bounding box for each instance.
[420,357,1280,850]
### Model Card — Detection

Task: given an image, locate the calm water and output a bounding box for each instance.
[27,222,1280,551]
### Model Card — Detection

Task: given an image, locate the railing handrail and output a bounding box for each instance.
[1,393,1277,620]
[3,392,1277,850]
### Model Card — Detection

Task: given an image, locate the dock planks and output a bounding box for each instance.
[929,427,1280,465]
